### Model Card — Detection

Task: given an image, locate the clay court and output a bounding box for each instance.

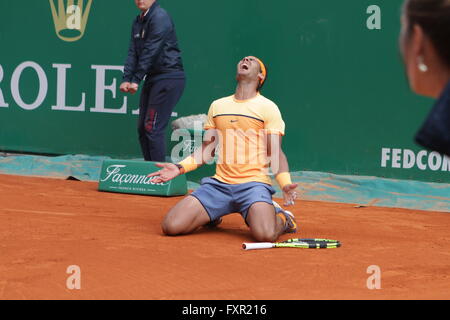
[1,174,449,300]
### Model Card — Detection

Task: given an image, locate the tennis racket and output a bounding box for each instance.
[243,238,341,250]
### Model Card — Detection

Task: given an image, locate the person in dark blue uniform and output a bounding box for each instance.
[120,0,185,161]
[400,0,450,156]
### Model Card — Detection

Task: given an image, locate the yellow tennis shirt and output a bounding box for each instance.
[204,93,285,185]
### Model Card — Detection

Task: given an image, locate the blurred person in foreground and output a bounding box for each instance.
[400,0,450,156]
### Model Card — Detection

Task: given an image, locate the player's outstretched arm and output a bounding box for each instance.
[148,130,218,183]
[267,134,298,206]
[147,163,181,183]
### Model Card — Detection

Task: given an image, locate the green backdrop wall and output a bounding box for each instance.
[0,0,448,183]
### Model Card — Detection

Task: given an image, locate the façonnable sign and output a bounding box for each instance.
[98,160,188,197]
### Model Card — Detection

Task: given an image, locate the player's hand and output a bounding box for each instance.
[119,82,131,93]
[129,83,139,95]
[147,163,181,183]
[282,183,298,207]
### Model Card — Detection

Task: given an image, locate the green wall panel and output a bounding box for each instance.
[0,1,448,183]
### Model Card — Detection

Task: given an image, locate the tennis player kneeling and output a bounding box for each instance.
[148,56,298,242]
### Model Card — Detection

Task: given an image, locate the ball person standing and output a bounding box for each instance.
[120,0,186,161]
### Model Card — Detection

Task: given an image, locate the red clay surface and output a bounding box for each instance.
[0,174,449,300]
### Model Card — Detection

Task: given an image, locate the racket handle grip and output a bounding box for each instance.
[242,242,274,250]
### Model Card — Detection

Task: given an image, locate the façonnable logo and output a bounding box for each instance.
[49,0,93,42]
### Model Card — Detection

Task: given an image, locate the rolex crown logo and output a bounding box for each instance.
[49,0,93,42]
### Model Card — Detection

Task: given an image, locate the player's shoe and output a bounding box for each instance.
[204,218,223,229]
[273,200,298,234]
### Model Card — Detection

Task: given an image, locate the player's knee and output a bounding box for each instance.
[161,221,179,236]
[161,218,184,236]
[252,228,277,243]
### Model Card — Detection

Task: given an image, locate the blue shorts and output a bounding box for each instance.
[190,177,277,222]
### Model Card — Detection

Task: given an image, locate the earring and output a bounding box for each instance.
[418,56,428,73]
